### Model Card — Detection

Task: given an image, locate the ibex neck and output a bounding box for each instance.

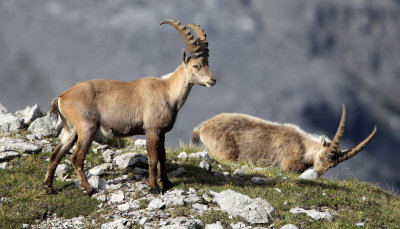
[164,64,193,110]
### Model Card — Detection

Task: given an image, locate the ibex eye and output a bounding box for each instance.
[193,65,200,69]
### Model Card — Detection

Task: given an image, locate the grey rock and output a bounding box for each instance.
[160,217,203,229]
[0,162,7,169]
[356,222,365,227]
[132,167,148,175]
[251,177,270,185]
[280,224,298,229]
[188,151,210,160]
[109,190,125,203]
[168,167,186,178]
[55,164,72,178]
[199,160,210,171]
[163,189,186,207]
[114,153,148,169]
[28,114,62,138]
[134,139,146,146]
[147,197,165,210]
[299,169,318,180]
[212,189,274,224]
[93,144,109,153]
[289,207,333,221]
[102,149,114,163]
[15,104,42,124]
[75,175,106,190]
[89,163,112,176]
[0,103,7,115]
[177,151,188,159]
[0,151,19,162]
[205,221,223,229]
[101,218,128,229]
[0,137,41,154]
[0,113,24,133]
[230,222,251,229]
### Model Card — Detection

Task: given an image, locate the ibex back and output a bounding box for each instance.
[192,105,376,176]
[44,20,216,195]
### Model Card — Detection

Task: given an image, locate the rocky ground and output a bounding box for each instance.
[1,102,362,229]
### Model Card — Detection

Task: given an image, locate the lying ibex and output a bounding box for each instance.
[43,20,215,195]
[192,105,376,176]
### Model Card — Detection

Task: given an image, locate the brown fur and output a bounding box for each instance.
[43,21,216,195]
[192,111,376,176]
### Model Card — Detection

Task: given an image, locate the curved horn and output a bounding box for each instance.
[186,24,209,58]
[160,20,197,56]
[326,104,346,159]
[338,126,377,162]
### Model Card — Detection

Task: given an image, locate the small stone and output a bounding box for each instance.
[299,169,318,180]
[362,196,367,201]
[55,164,72,178]
[0,151,20,162]
[134,139,146,146]
[109,190,125,203]
[139,217,148,225]
[356,222,365,227]
[0,162,8,169]
[132,167,148,175]
[205,221,223,229]
[274,188,282,193]
[250,177,270,185]
[114,153,148,169]
[177,152,188,159]
[102,149,114,163]
[280,224,298,229]
[199,160,210,171]
[230,222,249,229]
[188,151,210,160]
[289,207,333,221]
[147,198,166,210]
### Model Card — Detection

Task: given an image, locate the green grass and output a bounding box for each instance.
[0,142,399,229]
[167,144,400,228]
[0,152,100,229]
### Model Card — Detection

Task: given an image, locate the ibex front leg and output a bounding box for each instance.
[157,134,174,192]
[146,131,163,194]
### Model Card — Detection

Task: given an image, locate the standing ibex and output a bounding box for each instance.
[192,105,376,176]
[43,20,215,195]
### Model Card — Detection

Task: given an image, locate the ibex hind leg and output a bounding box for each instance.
[71,126,97,196]
[43,129,77,194]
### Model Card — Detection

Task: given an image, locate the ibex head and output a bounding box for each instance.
[313,104,377,176]
[161,20,216,87]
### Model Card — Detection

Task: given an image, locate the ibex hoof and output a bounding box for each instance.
[162,180,174,193]
[149,186,161,195]
[84,188,96,196]
[43,184,56,195]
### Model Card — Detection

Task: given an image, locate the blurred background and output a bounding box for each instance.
[0,0,399,192]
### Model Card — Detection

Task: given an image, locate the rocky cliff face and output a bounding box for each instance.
[0,0,399,191]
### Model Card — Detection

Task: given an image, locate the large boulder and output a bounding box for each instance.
[0,137,41,154]
[211,189,274,224]
[28,114,62,138]
[0,113,24,133]
[15,104,42,124]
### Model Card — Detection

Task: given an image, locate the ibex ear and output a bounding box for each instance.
[181,48,189,65]
[321,137,329,147]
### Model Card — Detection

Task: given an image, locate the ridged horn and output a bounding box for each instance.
[186,24,209,58]
[160,20,198,57]
[326,104,346,159]
[338,126,377,162]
